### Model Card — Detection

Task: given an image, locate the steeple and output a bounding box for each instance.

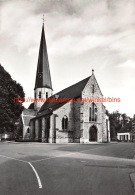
[34,24,52,90]
[34,22,53,112]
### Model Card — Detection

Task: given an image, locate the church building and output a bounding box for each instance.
[21,23,110,143]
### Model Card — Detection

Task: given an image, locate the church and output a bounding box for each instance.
[21,23,110,143]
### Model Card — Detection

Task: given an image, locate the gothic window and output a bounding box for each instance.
[95,107,97,121]
[89,107,91,120]
[46,92,48,99]
[27,128,30,133]
[39,91,41,98]
[89,103,97,122]
[62,115,68,130]
[92,84,94,93]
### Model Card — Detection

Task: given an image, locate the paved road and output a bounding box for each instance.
[0,142,135,195]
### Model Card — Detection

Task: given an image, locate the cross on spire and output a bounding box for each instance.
[42,14,45,25]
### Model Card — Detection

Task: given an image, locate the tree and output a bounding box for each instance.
[0,64,25,137]
[106,109,110,117]
[121,113,128,126]
[109,110,122,140]
[108,110,132,141]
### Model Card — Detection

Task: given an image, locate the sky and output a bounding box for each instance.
[0,0,135,117]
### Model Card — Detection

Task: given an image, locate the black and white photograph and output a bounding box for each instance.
[0,0,135,194]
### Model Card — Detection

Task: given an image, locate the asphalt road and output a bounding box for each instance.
[0,142,135,195]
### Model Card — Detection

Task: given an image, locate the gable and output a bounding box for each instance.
[82,74,103,98]
[22,109,36,126]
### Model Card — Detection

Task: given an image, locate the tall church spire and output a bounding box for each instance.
[34,22,53,112]
[34,24,52,90]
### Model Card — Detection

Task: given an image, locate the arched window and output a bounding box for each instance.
[89,103,97,122]
[62,115,68,130]
[89,107,91,121]
[46,92,48,98]
[39,91,41,98]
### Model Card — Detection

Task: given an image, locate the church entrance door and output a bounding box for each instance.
[89,126,97,142]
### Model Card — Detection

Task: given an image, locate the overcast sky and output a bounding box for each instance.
[0,0,135,117]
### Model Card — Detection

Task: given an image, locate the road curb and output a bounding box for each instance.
[3,141,118,145]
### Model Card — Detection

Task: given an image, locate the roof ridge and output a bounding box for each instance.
[39,76,90,113]
[49,76,90,98]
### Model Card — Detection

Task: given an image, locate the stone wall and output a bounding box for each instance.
[54,101,74,131]
[102,105,107,142]
[53,100,84,143]
[73,102,81,142]
[29,73,110,144]
[54,102,74,143]
[80,74,107,143]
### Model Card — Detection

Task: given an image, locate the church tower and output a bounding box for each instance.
[34,23,53,112]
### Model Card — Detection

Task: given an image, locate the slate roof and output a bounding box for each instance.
[118,121,132,133]
[35,76,90,118]
[34,25,52,90]
[28,103,34,109]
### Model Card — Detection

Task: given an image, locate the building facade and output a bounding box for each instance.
[22,23,110,143]
[117,118,135,142]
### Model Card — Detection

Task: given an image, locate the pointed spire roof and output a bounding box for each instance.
[34,24,52,90]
